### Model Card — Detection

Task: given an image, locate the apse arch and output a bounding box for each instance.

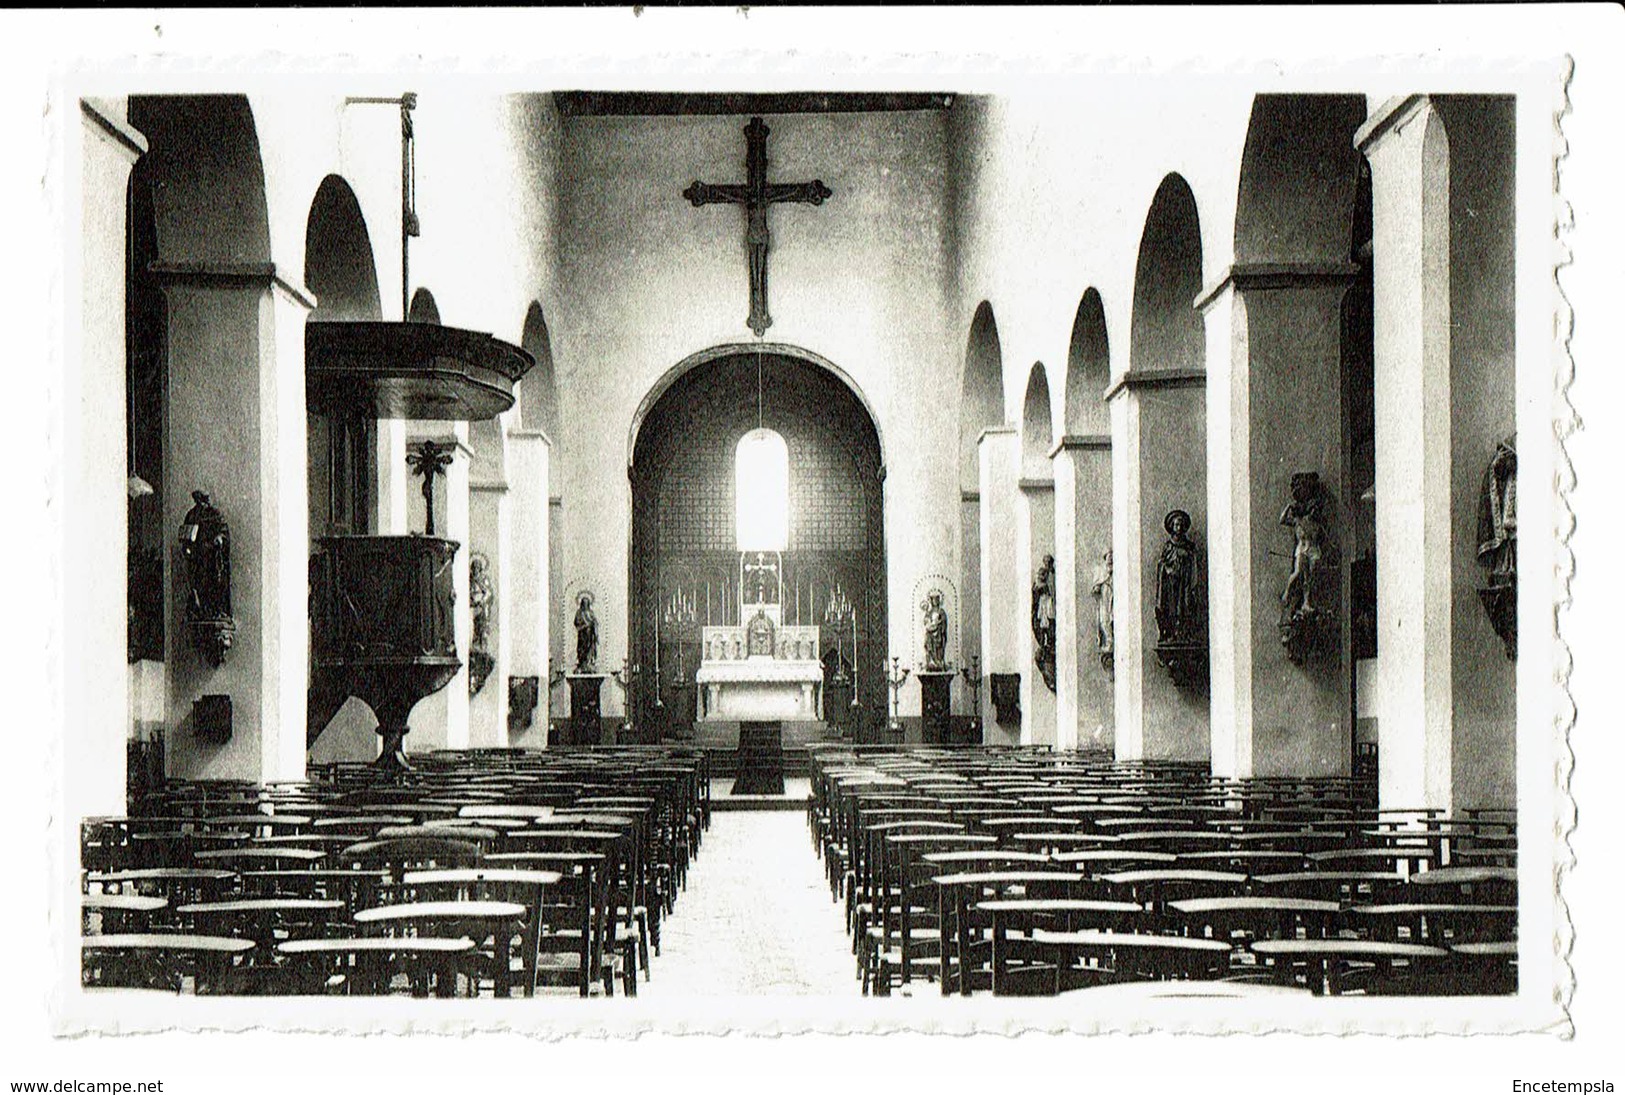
[127,95,271,265]
[1064,289,1110,436]
[1234,94,1367,265]
[304,174,382,323]
[959,301,1006,492]
[1130,174,1205,374]
[1021,362,1055,479]
[627,346,888,742]
[517,302,558,440]
[408,287,442,325]
[626,342,886,474]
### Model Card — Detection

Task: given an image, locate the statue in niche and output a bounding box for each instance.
[1032,554,1058,693]
[1091,549,1114,675]
[1155,510,1200,645]
[1476,435,1518,660]
[468,553,495,697]
[573,591,599,673]
[921,589,949,671]
[178,490,235,667]
[1153,510,1207,688]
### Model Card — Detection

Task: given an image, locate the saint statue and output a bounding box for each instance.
[1477,436,1517,588]
[1279,472,1331,621]
[468,553,495,697]
[1090,549,1114,667]
[574,591,599,673]
[921,589,949,671]
[1155,510,1201,646]
[1032,554,1058,692]
[178,490,232,624]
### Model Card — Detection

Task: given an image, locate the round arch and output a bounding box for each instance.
[1130,174,1205,374]
[128,94,271,265]
[959,301,1005,492]
[517,301,558,440]
[627,345,888,741]
[627,341,886,474]
[1235,94,1367,265]
[1064,289,1110,436]
[1021,362,1055,479]
[305,174,382,323]
[408,287,442,325]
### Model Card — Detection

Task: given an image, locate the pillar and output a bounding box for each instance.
[1052,435,1114,752]
[468,478,511,747]
[959,488,982,720]
[405,428,472,753]
[507,429,552,746]
[1355,96,1454,811]
[68,99,146,816]
[1017,479,1057,746]
[1109,371,1209,764]
[157,263,311,783]
[1200,265,1357,778]
[977,426,1019,744]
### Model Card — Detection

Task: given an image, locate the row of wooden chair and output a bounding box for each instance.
[806,745,1517,997]
[81,746,710,997]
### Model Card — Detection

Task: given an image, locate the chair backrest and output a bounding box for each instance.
[338,836,482,875]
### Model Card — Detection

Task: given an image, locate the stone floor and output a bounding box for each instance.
[644,812,855,996]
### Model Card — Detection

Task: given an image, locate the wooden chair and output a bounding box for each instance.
[400,868,564,996]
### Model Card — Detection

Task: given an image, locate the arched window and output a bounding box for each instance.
[735,427,789,552]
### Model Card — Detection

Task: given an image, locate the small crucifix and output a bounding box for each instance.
[684,117,832,338]
[406,439,453,536]
[743,551,780,605]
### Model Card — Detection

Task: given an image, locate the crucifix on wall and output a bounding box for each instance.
[684,117,833,338]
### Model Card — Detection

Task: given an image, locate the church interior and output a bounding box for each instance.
[69,86,1524,1000]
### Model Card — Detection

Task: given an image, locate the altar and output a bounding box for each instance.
[695,607,822,721]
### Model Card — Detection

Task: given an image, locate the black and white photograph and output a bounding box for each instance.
[9,4,1625,1091]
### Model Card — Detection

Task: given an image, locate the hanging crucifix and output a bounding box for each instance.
[684,117,832,338]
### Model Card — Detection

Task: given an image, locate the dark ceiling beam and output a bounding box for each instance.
[554,92,954,117]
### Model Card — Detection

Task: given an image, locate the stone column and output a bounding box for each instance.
[468,478,510,747]
[1108,370,1209,763]
[1017,479,1057,746]
[157,263,312,783]
[977,427,1020,744]
[1199,264,1357,778]
[1051,435,1115,752]
[405,429,472,753]
[1355,96,1454,811]
[507,429,552,746]
[68,100,145,816]
[374,419,408,534]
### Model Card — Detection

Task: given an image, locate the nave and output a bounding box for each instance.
[80,744,1517,1000]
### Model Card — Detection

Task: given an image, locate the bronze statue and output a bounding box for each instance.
[574,591,599,673]
[178,490,235,666]
[1032,554,1057,692]
[1280,472,1330,621]
[468,553,495,697]
[1155,510,1200,645]
[921,589,949,671]
[1091,548,1114,673]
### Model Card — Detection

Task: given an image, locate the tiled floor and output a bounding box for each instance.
[646,812,855,996]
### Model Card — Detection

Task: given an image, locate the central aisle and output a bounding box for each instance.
[644,811,856,996]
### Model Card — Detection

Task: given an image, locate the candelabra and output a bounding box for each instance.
[959,654,984,740]
[611,658,638,739]
[660,588,697,709]
[885,655,911,735]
